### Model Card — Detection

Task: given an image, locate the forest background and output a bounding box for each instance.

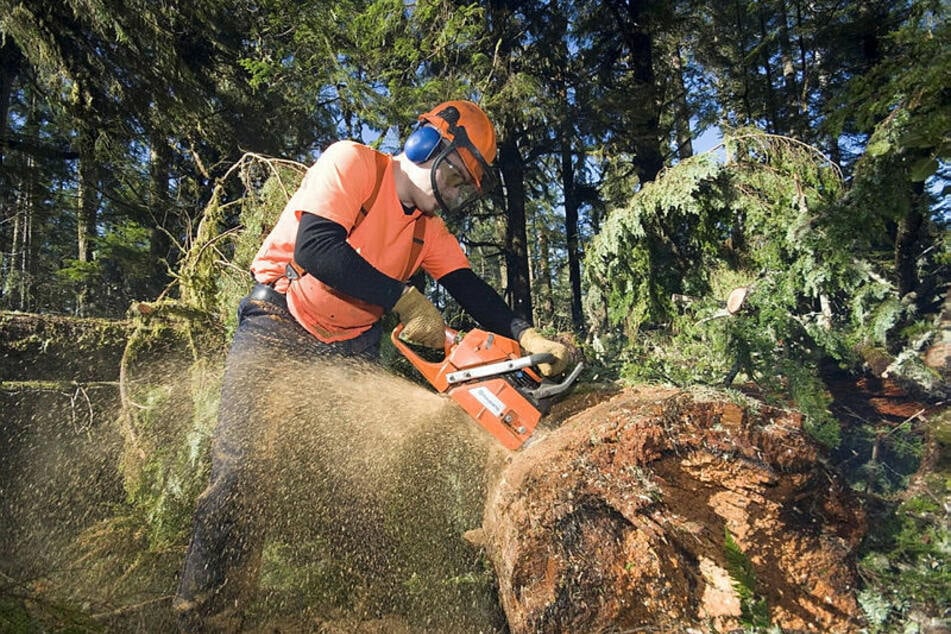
[2,0,948,452]
[0,0,949,630]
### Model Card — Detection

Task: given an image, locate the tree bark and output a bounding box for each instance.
[537,225,555,323]
[758,7,779,133]
[148,131,173,299]
[3,89,36,311]
[605,0,664,184]
[561,143,584,331]
[894,180,926,300]
[671,45,694,160]
[6,190,27,310]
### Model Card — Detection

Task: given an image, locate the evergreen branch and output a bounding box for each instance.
[0,133,79,160]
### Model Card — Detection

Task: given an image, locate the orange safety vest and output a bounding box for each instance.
[250,141,469,343]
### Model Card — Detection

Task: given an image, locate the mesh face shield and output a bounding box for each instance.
[429,141,499,217]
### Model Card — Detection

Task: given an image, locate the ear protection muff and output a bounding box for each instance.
[404,125,443,164]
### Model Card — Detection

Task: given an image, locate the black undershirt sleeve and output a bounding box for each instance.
[438,268,532,341]
[294,213,532,339]
[294,212,405,310]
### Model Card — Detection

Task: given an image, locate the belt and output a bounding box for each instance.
[249,283,288,310]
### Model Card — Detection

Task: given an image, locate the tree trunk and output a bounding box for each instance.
[148,133,173,299]
[672,45,694,160]
[561,143,584,331]
[778,0,804,136]
[894,180,926,300]
[550,13,584,331]
[731,0,755,125]
[7,157,35,311]
[758,7,779,133]
[536,225,555,324]
[498,128,533,320]
[3,90,40,312]
[606,0,664,184]
[76,130,99,315]
[0,38,22,164]
[479,389,867,633]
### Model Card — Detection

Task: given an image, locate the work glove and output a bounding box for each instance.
[518,328,569,377]
[393,286,447,349]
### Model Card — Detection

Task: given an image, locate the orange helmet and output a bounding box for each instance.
[418,100,498,192]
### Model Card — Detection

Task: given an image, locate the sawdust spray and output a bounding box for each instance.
[202,347,511,632]
[1,342,511,632]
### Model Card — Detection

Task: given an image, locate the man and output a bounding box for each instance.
[173,100,568,630]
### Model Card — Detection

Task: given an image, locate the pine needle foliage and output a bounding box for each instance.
[583,128,900,446]
[176,154,307,334]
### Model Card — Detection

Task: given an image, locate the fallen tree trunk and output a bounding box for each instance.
[478,386,867,633]
[0,311,130,382]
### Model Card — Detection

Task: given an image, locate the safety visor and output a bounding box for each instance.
[430,142,498,216]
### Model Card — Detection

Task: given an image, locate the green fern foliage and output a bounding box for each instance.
[724,528,771,629]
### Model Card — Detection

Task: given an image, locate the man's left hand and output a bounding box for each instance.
[518,328,569,377]
[393,286,447,348]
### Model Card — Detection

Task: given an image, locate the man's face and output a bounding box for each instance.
[431,149,480,216]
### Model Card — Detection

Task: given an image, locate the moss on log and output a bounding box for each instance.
[0,311,131,382]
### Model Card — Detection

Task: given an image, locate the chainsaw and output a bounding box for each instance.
[391,324,583,450]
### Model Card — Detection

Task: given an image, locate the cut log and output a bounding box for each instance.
[480,387,867,633]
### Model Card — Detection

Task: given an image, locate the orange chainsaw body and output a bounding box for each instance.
[391,326,546,450]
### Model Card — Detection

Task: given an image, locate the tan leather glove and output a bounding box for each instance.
[518,328,569,377]
[393,286,446,349]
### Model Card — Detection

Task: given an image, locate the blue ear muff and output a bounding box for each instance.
[404,125,442,163]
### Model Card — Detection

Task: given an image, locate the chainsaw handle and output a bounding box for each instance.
[529,352,557,365]
[391,323,457,355]
[391,324,458,392]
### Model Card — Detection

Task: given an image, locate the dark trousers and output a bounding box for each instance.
[174,287,381,631]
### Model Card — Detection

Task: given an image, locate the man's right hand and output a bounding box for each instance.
[393,286,447,348]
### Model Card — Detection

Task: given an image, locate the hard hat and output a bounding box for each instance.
[412,100,499,215]
[418,100,498,189]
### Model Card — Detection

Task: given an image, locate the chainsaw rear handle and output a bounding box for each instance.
[391,323,457,355]
[530,352,557,365]
[390,323,459,391]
